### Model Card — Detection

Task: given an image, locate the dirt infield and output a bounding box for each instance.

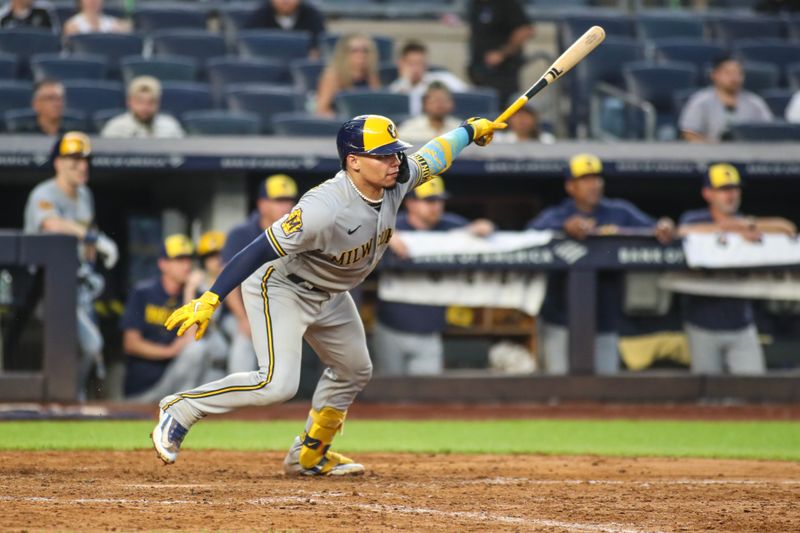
[2,450,799,532]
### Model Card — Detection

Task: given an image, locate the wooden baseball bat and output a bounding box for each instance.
[495,25,606,124]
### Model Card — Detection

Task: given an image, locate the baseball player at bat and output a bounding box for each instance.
[152,114,506,476]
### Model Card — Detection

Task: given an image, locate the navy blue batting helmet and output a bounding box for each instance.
[336,115,412,169]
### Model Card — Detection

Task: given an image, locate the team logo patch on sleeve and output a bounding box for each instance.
[38,200,54,210]
[281,208,304,237]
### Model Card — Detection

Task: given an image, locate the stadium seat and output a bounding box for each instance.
[711,16,783,43]
[225,83,304,133]
[0,81,33,131]
[120,55,199,85]
[272,111,343,136]
[158,82,215,118]
[742,62,781,94]
[290,58,325,93]
[672,87,697,118]
[786,16,800,41]
[182,110,261,135]
[4,108,87,133]
[788,63,800,90]
[92,108,126,133]
[151,30,228,70]
[635,13,706,42]
[729,121,800,141]
[760,89,794,117]
[0,29,61,78]
[30,53,108,82]
[734,41,800,86]
[379,62,398,86]
[218,3,257,42]
[0,53,18,79]
[62,80,125,116]
[334,90,410,122]
[322,34,394,63]
[207,57,290,105]
[67,33,144,78]
[561,14,634,50]
[132,6,209,33]
[655,39,726,74]
[451,89,499,120]
[624,61,698,139]
[236,30,311,64]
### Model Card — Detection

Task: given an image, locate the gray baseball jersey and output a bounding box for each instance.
[24,177,95,260]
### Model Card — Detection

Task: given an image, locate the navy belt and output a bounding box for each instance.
[287,273,325,292]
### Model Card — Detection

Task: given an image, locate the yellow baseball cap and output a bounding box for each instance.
[569,153,603,179]
[260,174,298,200]
[412,176,449,200]
[197,230,226,257]
[51,131,91,160]
[705,163,741,189]
[161,234,194,259]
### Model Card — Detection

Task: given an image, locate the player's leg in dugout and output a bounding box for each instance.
[161,267,317,428]
[129,339,213,403]
[538,321,620,375]
[684,323,725,374]
[724,325,766,375]
[371,321,408,376]
[221,313,258,374]
[406,332,444,375]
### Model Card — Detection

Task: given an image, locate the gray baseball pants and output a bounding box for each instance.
[162,266,372,429]
[684,323,765,375]
[537,320,620,375]
[372,321,443,376]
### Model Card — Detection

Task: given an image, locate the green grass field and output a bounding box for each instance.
[2,419,799,460]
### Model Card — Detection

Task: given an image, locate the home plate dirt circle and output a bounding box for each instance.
[2,451,799,532]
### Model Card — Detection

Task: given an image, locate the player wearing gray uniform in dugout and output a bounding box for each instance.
[151,114,506,476]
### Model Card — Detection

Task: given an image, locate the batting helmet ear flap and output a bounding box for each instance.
[396,152,410,184]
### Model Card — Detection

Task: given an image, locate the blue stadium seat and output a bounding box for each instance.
[761,89,794,117]
[711,16,783,43]
[30,53,108,82]
[672,87,697,119]
[120,55,199,85]
[182,110,261,135]
[5,108,87,133]
[561,14,634,50]
[786,16,800,41]
[624,61,698,138]
[451,89,499,120]
[237,30,311,64]
[67,33,144,78]
[0,81,34,128]
[734,41,800,86]
[92,108,126,133]
[322,34,394,63]
[290,58,325,93]
[207,57,290,105]
[0,30,61,78]
[272,111,343,136]
[379,62,398,86]
[159,82,215,118]
[729,121,800,141]
[334,90,410,122]
[218,3,257,42]
[635,13,706,42]
[655,39,726,74]
[133,6,209,33]
[742,62,781,93]
[226,83,304,133]
[151,30,228,70]
[788,63,800,90]
[0,53,18,79]
[62,80,125,116]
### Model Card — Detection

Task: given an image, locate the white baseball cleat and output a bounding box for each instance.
[150,410,188,465]
[283,436,365,477]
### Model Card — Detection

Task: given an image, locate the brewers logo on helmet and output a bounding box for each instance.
[336,115,412,173]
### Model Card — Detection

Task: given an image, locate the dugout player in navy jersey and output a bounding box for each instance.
[678,163,795,375]
[526,154,675,375]
[121,235,225,401]
[374,176,495,375]
[220,174,298,373]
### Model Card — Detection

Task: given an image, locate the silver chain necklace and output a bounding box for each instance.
[346,173,383,204]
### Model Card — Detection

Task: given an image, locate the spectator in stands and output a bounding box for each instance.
[374,176,495,376]
[101,76,184,139]
[467,0,533,104]
[24,132,118,401]
[388,41,469,117]
[786,90,800,123]
[220,174,298,373]
[398,82,463,142]
[121,234,225,402]
[679,56,773,143]
[315,33,381,118]
[495,102,555,144]
[0,0,56,31]
[31,79,65,136]
[678,163,796,375]
[62,0,131,36]
[526,153,675,375]
[246,0,325,59]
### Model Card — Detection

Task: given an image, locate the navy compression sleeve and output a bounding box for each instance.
[209,232,278,299]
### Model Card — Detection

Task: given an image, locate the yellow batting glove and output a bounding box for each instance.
[463,117,507,147]
[164,291,221,341]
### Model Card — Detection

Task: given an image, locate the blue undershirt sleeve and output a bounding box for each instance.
[409,126,473,186]
[209,232,278,299]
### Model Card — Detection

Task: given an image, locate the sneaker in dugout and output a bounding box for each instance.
[282,436,365,477]
[151,409,188,465]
